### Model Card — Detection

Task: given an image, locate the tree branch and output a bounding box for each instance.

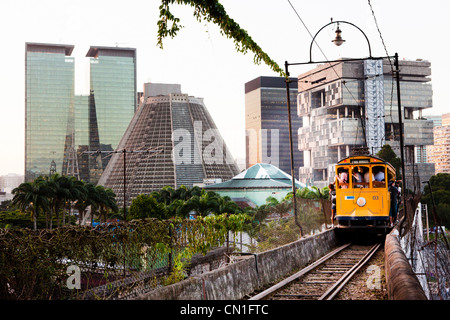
[157,0,285,76]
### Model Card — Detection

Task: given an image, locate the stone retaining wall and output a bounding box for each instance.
[135,229,337,300]
[384,230,427,300]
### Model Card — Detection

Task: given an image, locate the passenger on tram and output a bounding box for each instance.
[336,168,348,189]
[372,166,386,188]
[364,169,374,183]
[329,183,336,225]
[352,167,364,188]
[373,166,385,181]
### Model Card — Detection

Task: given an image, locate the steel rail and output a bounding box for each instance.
[319,242,382,300]
[250,242,382,300]
[249,243,352,300]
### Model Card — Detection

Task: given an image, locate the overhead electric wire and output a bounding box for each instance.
[286,0,329,61]
[287,0,366,147]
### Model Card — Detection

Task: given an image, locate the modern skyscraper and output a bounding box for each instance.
[416,114,441,164]
[245,76,303,180]
[76,46,137,184]
[86,46,136,149]
[25,43,75,182]
[25,43,136,183]
[296,58,435,189]
[427,113,450,173]
[98,84,240,206]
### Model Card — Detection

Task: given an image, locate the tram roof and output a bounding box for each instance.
[336,154,395,170]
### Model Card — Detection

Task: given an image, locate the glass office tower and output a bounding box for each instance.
[83,47,136,184]
[86,46,136,150]
[25,44,136,183]
[25,43,75,182]
[245,76,303,180]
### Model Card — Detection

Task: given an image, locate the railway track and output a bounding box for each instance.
[249,242,382,300]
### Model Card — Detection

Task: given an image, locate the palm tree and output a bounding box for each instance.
[62,176,87,225]
[82,182,101,225]
[174,185,190,201]
[161,199,185,218]
[159,186,175,205]
[94,185,118,222]
[215,196,242,215]
[43,174,59,229]
[45,174,72,228]
[45,173,87,228]
[73,182,90,226]
[104,187,118,219]
[189,185,203,197]
[35,176,56,229]
[296,187,320,199]
[76,181,116,225]
[12,177,50,230]
[186,191,219,217]
[265,196,292,220]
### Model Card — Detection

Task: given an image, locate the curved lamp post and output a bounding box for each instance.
[285,20,407,232]
[308,20,373,62]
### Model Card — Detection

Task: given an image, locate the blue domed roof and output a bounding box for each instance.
[204,163,307,190]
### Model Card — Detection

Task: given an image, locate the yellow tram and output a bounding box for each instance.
[334,154,396,231]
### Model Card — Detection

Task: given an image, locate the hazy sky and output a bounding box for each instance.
[0,0,448,176]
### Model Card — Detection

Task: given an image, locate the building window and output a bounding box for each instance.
[311,89,326,109]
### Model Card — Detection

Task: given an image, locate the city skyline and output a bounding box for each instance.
[1,0,449,176]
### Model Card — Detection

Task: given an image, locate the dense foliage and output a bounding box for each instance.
[247,186,330,249]
[129,185,244,220]
[0,215,250,299]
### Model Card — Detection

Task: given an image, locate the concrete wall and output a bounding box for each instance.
[384,230,427,300]
[135,229,337,300]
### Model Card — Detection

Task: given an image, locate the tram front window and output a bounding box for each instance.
[352,166,369,188]
[373,166,386,188]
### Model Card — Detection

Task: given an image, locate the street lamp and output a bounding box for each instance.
[285,20,408,231]
[332,23,345,47]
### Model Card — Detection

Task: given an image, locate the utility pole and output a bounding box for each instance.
[285,63,303,236]
[394,53,408,229]
[83,147,163,221]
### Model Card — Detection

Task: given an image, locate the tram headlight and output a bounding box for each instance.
[356,197,366,207]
